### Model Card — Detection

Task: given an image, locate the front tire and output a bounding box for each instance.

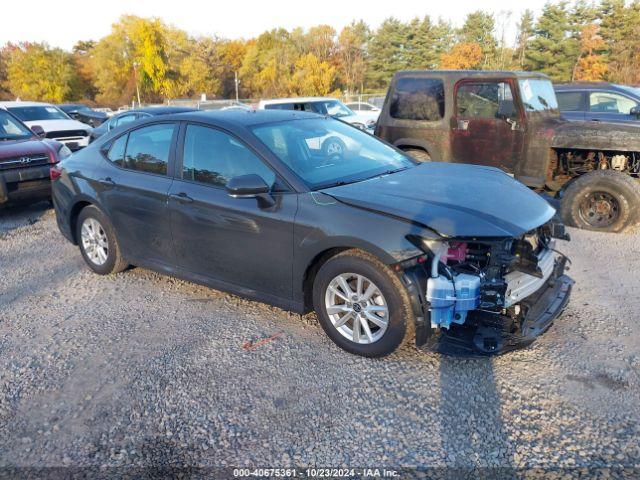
[76,205,128,275]
[560,171,640,232]
[404,148,431,162]
[312,250,414,357]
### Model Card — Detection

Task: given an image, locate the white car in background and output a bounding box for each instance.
[258,97,376,132]
[0,101,92,151]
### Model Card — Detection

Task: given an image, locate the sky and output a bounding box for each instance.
[0,0,551,49]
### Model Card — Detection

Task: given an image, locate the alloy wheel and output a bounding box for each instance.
[324,273,389,344]
[80,217,109,266]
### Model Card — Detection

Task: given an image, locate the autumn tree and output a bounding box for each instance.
[0,46,10,100]
[5,42,80,102]
[440,42,483,69]
[288,53,337,96]
[573,24,608,81]
[337,21,369,94]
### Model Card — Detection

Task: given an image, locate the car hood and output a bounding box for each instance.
[321,163,556,238]
[0,138,53,159]
[551,119,640,151]
[22,119,92,133]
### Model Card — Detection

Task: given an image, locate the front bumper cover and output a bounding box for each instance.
[412,256,573,356]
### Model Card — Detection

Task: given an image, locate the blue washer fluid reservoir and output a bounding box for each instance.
[426,276,456,329]
[452,273,481,325]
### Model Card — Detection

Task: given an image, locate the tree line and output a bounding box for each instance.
[0,0,638,106]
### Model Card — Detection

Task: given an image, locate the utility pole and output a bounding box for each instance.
[235,71,240,102]
[133,61,141,107]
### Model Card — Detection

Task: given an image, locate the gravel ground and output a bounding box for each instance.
[1,203,639,476]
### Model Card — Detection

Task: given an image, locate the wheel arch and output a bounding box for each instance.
[392,138,435,157]
[300,242,402,314]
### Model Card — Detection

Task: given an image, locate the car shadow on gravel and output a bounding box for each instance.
[0,201,51,237]
[439,357,515,477]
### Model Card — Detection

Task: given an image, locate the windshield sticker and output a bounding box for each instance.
[45,107,59,113]
[521,80,533,101]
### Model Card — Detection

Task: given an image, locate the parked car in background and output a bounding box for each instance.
[375,70,640,233]
[555,83,640,123]
[0,101,92,151]
[89,106,198,142]
[0,109,71,205]
[53,109,572,357]
[59,104,108,128]
[94,107,115,117]
[345,101,381,113]
[258,97,376,132]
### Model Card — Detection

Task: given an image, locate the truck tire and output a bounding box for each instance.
[560,170,640,232]
[312,249,415,357]
[404,148,431,162]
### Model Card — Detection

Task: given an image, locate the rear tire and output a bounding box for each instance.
[312,249,414,357]
[560,170,640,232]
[404,148,431,162]
[76,205,129,275]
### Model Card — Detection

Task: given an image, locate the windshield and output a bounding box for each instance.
[252,118,415,190]
[311,100,354,118]
[0,111,33,140]
[617,85,640,98]
[518,79,559,114]
[7,105,70,122]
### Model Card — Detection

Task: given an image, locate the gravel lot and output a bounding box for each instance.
[1,202,639,476]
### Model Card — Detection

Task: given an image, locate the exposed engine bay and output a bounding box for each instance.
[402,220,574,355]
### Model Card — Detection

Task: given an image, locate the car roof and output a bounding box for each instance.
[259,97,338,105]
[137,109,321,127]
[555,83,640,96]
[393,70,550,80]
[0,101,55,108]
[133,106,198,115]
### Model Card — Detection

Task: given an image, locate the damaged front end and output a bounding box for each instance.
[401,220,574,355]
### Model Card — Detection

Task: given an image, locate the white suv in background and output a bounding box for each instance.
[258,97,376,132]
[0,101,92,151]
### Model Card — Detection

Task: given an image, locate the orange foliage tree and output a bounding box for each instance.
[439,43,483,70]
[573,24,608,81]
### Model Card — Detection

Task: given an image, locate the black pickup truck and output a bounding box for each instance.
[375,70,640,232]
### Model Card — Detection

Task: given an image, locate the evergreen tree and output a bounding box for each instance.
[459,11,497,68]
[366,18,412,89]
[515,9,534,69]
[525,2,578,81]
[599,0,640,84]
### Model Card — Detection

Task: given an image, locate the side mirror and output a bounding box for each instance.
[226,174,276,208]
[226,174,270,197]
[30,125,46,138]
[631,106,640,118]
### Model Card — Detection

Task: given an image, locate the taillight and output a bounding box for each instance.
[50,163,62,180]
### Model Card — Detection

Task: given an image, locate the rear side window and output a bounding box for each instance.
[589,92,637,113]
[390,78,445,121]
[182,124,276,188]
[264,103,294,110]
[105,123,176,175]
[557,92,583,111]
[107,135,127,166]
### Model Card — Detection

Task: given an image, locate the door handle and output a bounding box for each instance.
[169,192,194,203]
[98,177,115,186]
[456,119,469,131]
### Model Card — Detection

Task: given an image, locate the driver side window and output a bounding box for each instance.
[182,125,277,188]
[456,82,516,119]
